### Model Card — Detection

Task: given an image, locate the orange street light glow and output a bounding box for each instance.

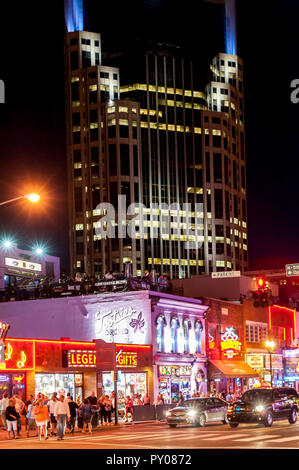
[25,193,40,203]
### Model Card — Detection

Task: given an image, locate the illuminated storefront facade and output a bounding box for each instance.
[206,298,258,393]
[0,290,210,403]
[284,349,299,391]
[0,338,96,401]
[151,292,209,403]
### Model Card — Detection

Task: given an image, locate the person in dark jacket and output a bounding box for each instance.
[6,399,20,440]
[80,399,92,434]
[68,396,79,433]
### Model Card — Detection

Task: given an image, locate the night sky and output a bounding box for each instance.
[0,0,298,273]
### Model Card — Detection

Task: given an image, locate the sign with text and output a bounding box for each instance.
[5,257,42,272]
[158,365,192,377]
[286,263,299,277]
[221,327,241,358]
[92,298,152,344]
[211,271,241,279]
[246,354,264,369]
[116,349,137,368]
[65,350,96,368]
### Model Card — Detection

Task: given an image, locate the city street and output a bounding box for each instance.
[0,421,299,449]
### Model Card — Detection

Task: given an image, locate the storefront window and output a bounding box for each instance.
[102,371,147,411]
[195,320,203,354]
[183,319,191,353]
[0,373,26,400]
[156,315,166,352]
[35,373,82,399]
[171,317,179,353]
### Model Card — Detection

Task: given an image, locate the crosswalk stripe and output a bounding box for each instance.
[264,436,299,443]
[109,433,164,440]
[161,433,221,441]
[200,433,247,441]
[234,434,281,442]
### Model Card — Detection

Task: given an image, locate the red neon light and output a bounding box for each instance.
[272,304,296,313]
[268,306,271,330]
[115,344,151,350]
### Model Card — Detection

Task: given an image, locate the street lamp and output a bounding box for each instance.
[0,193,40,207]
[265,340,275,388]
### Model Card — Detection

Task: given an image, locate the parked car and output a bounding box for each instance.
[227,387,298,428]
[166,397,228,427]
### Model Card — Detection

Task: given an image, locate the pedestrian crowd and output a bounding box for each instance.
[0,390,123,441]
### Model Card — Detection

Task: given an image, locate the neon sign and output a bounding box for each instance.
[221,327,241,358]
[116,349,137,368]
[67,350,96,368]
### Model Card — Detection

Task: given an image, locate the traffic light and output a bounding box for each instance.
[256,277,266,290]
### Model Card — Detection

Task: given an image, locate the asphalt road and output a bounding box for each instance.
[1,420,299,449]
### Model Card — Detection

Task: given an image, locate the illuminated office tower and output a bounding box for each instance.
[65,30,143,276]
[64,0,248,278]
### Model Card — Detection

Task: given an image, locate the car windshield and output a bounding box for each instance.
[241,390,272,403]
[183,399,205,408]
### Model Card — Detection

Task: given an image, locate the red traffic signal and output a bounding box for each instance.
[256,277,266,289]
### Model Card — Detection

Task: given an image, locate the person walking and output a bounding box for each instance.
[5,399,19,440]
[0,392,9,430]
[80,398,92,433]
[48,394,58,436]
[13,394,25,436]
[103,395,113,426]
[98,396,105,425]
[26,400,38,437]
[68,396,79,433]
[76,396,83,429]
[24,394,34,434]
[33,398,49,440]
[125,395,133,423]
[54,395,70,440]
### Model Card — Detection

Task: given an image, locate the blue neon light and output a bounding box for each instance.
[225,0,237,55]
[64,0,84,32]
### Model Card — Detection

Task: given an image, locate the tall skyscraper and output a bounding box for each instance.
[64,0,248,279]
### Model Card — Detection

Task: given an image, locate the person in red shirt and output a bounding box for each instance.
[125,396,133,422]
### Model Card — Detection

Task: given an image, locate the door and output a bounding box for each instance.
[206,398,218,422]
[213,398,227,421]
[272,390,287,418]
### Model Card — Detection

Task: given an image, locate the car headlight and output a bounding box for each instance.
[255,405,264,412]
[187,409,197,418]
[165,410,171,417]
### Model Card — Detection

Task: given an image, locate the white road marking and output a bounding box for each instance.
[234,434,281,442]
[264,435,299,443]
[200,433,247,440]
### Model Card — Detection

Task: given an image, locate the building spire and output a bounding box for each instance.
[225,0,237,55]
[64,0,84,32]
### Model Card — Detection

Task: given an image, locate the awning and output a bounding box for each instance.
[209,360,259,379]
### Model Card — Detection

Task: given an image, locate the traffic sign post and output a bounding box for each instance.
[286,263,299,277]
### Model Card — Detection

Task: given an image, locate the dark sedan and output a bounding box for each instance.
[166,397,228,427]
